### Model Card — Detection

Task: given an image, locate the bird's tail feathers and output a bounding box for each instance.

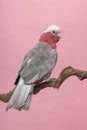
[6,78,34,111]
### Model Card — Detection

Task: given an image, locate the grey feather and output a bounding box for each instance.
[6,78,34,111]
[19,42,58,84]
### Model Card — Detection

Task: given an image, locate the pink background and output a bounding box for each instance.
[0,0,87,130]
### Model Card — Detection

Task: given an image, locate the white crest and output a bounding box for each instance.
[43,25,61,33]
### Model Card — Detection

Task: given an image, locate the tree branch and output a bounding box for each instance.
[0,66,87,103]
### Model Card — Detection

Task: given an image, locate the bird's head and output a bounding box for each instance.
[39,25,61,49]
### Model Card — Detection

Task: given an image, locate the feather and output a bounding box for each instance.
[19,43,57,84]
[14,74,20,85]
[6,78,34,111]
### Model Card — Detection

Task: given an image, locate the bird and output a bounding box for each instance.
[6,25,61,111]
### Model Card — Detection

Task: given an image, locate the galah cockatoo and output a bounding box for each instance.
[6,25,61,111]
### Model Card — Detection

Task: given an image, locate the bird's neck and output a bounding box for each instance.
[39,33,56,49]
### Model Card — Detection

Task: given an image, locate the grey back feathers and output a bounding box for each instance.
[19,42,58,84]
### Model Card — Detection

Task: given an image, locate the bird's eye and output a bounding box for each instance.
[52,30,56,34]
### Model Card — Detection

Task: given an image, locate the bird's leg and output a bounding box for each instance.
[46,78,52,82]
[46,78,57,87]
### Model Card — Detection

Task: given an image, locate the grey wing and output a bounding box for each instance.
[17,43,57,85]
[14,43,40,85]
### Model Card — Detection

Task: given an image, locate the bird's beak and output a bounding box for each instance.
[57,33,61,38]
